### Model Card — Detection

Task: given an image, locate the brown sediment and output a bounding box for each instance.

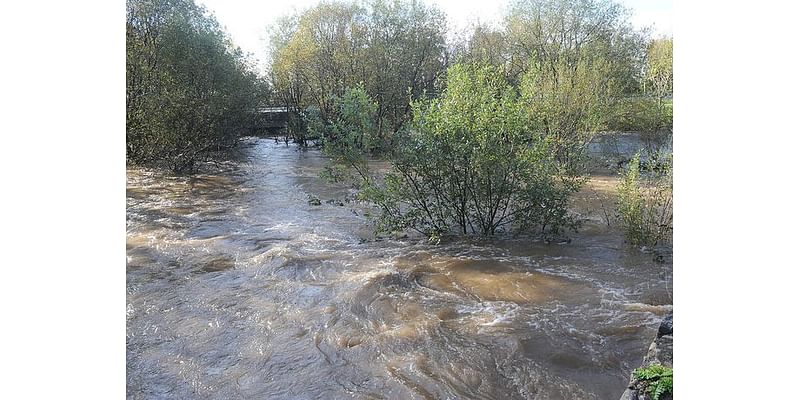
[127,138,671,400]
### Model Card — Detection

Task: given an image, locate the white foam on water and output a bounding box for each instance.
[457,301,520,327]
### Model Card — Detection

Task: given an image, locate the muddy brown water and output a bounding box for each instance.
[127,138,672,399]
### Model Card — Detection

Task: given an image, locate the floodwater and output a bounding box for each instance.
[126,138,672,399]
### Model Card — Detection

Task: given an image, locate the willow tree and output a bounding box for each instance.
[361,64,583,239]
[646,37,673,102]
[268,0,448,148]
[451,23,512,79]
[520,55,616,171]
[126,0,265,173]
[504,0,647,91]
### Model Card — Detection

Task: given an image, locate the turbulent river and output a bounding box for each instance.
[126,137,672,399]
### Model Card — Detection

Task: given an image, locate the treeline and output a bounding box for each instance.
[267,0,673,240]
[126,0,266,173]
[268,0,448,148]
[269,0,673,151]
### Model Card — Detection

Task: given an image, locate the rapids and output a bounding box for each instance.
[126,137,672,399]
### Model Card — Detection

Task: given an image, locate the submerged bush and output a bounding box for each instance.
[617,151,673,246]
[361,64,584,239]
[607,98,672,155]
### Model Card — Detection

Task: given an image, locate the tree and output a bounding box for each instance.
[520,54,616,170]
[361,64,583,239]
[268,0,448,147]
[605,37,672,152]
[127,0,265,173]
[449,0,647,172]
[320,86,380,181]
[504,0,647,91]
[646,37,673,102]
[451,22,512,79]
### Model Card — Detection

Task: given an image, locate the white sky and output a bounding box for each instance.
[195,0,672,73]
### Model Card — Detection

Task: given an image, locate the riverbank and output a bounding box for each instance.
[620,313,673,400]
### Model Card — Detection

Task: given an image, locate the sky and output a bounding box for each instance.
[195,0,672,72]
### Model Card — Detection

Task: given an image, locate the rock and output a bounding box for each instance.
[307,195,322,206]
[658,313,673,337]
[200,256,235,272]
[620,312,673,400]
[392,231,409,239]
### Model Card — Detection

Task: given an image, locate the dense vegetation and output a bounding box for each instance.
[126,0,265,173]
[273,0,673,239]
[617,152,673,246]
[268,0,448,147]
[268,0,663,154]
[125,0,673,242]
[456,0,647,90]
[360,64,584,239]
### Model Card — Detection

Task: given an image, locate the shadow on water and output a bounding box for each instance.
[127,137,672,399]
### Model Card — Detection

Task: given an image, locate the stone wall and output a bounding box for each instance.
[620,313,673,400]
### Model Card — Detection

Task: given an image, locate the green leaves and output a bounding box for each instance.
[646,38,673,100]
[617,151,673,246]
[268,0,448,141]
[633,364,673,400]
[519,54,616,170]
[364,63,584,238]
[127,0,265,173]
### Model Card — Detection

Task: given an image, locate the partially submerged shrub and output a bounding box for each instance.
[361,64,584,239]
[616,151,673,246]
[608,98,670,132]
[303,105,326,142]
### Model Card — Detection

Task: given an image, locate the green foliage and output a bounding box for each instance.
[502,0,647,91]
[607,98,672,155]
[617,151,672,246]
[633,364,673,400]
[269,0,448,144]
[362,64,584,238]
[331,86,381,153]
[126,0,265,173]
[646,38,673,100]
[452,22,510,77]
[608,98,672,133]
[520,55,617,170]
[321,86,380,181]
[302,105,326,142]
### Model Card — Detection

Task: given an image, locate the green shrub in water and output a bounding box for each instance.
[617,151,672,246]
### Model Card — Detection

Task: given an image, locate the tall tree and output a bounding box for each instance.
[268,0,448,146]
[127,0,265,173]
[646,37,673,102]
[505,0,647,89]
